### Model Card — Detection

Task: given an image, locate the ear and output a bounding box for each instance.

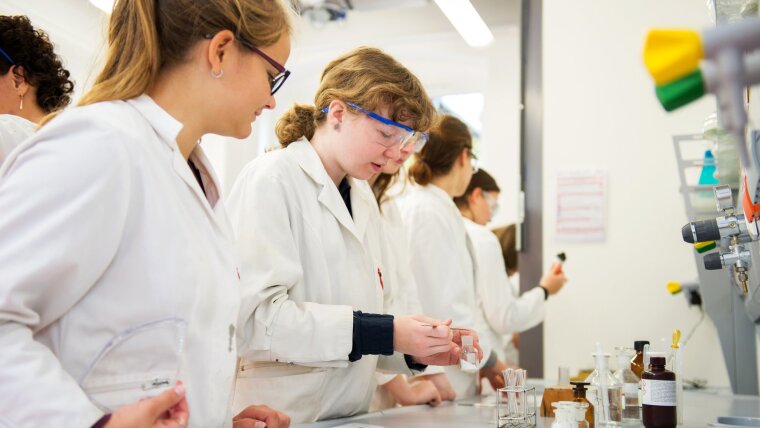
[458,148,469,167]
[205,30,236,75]
[469,187,482,205]
[10,65,29,95]
[326,99,348,128]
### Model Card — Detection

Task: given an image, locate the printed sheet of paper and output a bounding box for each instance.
[555,170,607,242]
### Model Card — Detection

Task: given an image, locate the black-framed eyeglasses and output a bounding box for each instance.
[203,33,290,95]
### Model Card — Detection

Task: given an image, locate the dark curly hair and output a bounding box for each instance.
[0,15,74,113]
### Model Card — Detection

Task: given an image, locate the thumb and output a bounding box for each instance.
[146,381,186,420]
[551,262,563,274]
[253,422,267,428]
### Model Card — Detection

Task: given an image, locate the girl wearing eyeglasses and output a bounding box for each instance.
[453,169,567,370]
[0,0,293,427]
[227,46,480,423]
[397,115,508,398]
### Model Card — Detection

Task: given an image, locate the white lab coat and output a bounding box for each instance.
[0,95,240,428]
[371,195,445,410]
[463,218,545,360]
[227,138,411,424]
[397,184,493,398]
[0,114,36,164]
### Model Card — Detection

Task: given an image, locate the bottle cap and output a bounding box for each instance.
[634,340,650,352]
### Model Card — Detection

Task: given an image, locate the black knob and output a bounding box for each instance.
[694,219,721,241]
[703,253,724,270]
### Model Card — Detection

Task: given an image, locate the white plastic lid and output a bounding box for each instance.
[648,351,666,358]
[462,335,474,346]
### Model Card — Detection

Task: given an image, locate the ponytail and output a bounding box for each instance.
[79,0,160,106]
[408,156,434,186]
[275,104,322,147]
[408,115,472,186]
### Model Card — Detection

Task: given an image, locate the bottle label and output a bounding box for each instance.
[641,379,676,406]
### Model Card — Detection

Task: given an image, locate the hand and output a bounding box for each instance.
[105,381,188,428]
[233,405,290,428]
[414,373,456,401]
[539,263,567,295]
[409,380,443,407]
[413,329,482,366]
[393,315,453,357]
[480,359,509,390]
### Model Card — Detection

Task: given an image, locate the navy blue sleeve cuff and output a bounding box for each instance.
[348,311,395,362]
[404,354,428,372]
[91,414,111,428]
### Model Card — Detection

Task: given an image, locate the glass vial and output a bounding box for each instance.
[615,353,641,423]
[571,381,595,428]
[460,335,478,373]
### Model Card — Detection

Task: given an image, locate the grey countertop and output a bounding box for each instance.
[294,387,760,427]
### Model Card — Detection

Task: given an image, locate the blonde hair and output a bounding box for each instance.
[79,0,292,106]
[275,46,436,147]
[408,114,472,186]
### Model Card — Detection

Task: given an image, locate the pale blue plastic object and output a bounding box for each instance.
[699,149,720,185]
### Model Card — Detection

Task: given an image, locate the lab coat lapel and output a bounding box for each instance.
[292,139,362,241]
[348,178,372,243]
[126,95,219,227]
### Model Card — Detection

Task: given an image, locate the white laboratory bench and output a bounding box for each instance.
[293,385,760,427]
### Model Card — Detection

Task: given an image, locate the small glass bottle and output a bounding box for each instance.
[571,381,594,428]
[641,352,676,428]
[630,341,650,379]
[459,335,478,373]
[585,353,623,426]
[574,401,591,428]
[551,402,576,428]
[615,353,641,423]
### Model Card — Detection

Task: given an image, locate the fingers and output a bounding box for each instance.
[235,405,290,428]
[146,381,187,425]
[233,419,267,428]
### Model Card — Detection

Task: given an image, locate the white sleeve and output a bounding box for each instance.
[0,117,132,427]
[0,115,35,164]
[474,234,545,334]
[228,167,353,365]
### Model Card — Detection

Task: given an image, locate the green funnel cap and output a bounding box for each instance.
[655,69,705,112]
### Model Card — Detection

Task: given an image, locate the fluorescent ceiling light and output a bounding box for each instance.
[89,0,115,14]
[433,0,494,48]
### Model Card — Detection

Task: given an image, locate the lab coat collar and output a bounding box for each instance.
[127,94,183,149]
[290,137,372,243]
[127,94,227,231]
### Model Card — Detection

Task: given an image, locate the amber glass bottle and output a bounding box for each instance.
[630,340,650,379]
[641,353,676,428]
[571,381,594,428]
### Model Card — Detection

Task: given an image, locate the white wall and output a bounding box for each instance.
[0,0,107,102]
[542,0,735,388]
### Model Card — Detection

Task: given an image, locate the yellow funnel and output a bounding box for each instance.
[643,29,703,85]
